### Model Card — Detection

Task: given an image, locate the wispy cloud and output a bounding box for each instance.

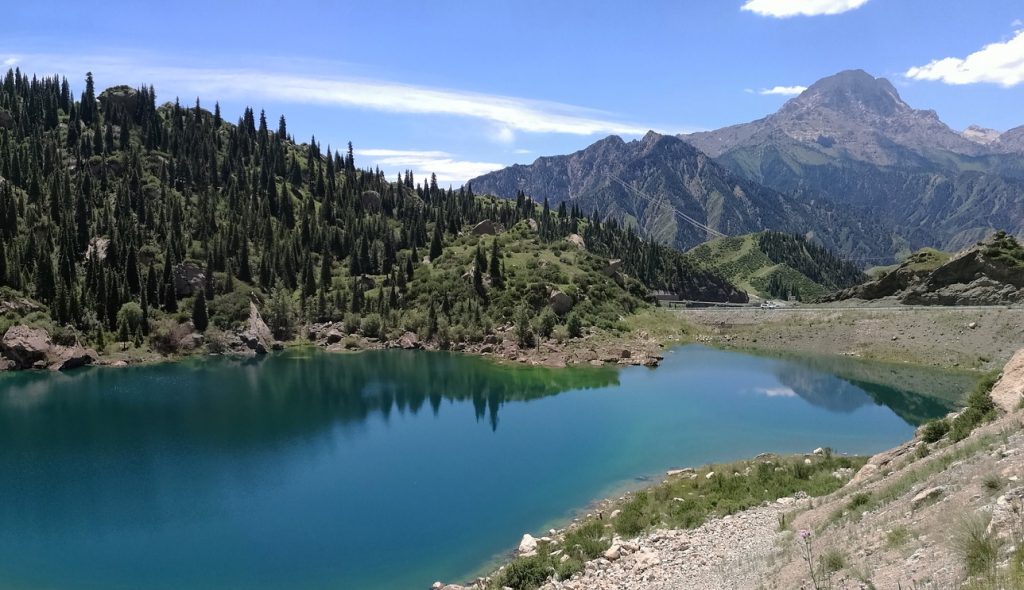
[512,148,532,155]
[741,0,869,18]
[1013,19,1023,28]
[905,30,1024,87]
[752,387,798,398]
[354,148,504,185]
[2,56,17,66]
[757,85,808,96]
[6,52,654,137]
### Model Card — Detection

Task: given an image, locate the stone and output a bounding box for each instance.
[85,236,110,262]
[398,332,421,350]
[46,343,98,371]
[525,218,538,232]
[634,549,661,571]
[603,545,621,561]
[239,301,276,355]
[565,233,586,250]
[173,261,206,297]
[518,533,538,556]
[705,471,716,479]
[325,329,343,345]
[968,321,978,329]
[1,325,52,369]
[548,290,573,315]
[813,447,825,455]
[602,259,622,276]
[471,219,496,235]
[609,509,621,519]
[911,486,946,509]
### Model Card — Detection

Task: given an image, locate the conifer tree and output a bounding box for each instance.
[192,291,208,332]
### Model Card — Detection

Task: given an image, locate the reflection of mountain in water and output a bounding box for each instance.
[0,350,619,455]
[774,364,958,426]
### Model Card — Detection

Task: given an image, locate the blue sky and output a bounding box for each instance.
[5,0,1023,184]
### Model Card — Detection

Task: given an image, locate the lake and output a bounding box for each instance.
[0,345,967,590]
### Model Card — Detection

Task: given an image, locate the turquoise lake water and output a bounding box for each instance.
[0,345,963,589]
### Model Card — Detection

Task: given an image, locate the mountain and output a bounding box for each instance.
[825,232,1024,305]
[680,70,1024,252]
[469,131,898,259]
[683,231,866,301]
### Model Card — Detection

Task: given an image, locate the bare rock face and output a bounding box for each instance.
[174,262,206,297]
[518,533,538,556]
[1,326,97,371]
[991,350,1024,413]
[0,109,14,130]
[549,290,574,315]
[239,302,276,355]
[2,326,51,369]
[603,259,623,276]
[398,332,421,349]
[565,233,586,250]
[85,237,110,262]
[471,219,496,235]
[47,343,98,371]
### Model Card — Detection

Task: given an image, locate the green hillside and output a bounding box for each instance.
[684,231,865,301]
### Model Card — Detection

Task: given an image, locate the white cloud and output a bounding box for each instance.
[741,0,869,17]
[1013,19,1023,28]
[513,148,532,155]
[354,148,504,185]
[752,387,798,398]
[905,30,1024,87]
[492,125,516,144]
[2,57,17,66]
[6,52,653,137]
[758,85,808,96]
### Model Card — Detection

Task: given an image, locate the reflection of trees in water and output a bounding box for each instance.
[773,363,959,426]
[0,350,619,454]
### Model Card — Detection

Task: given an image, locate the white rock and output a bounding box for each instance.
[604,545,621,561]
[518,533,538,556]
[705,471,716,479]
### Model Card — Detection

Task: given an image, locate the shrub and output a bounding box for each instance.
[957,515,1001,577]
[885,526,910,548]
[535,308,557,339]
[494,554,552,590]
[566,312,583,338]
[951,374,999,441]
[360,313,382,338]
[920,419,949,443]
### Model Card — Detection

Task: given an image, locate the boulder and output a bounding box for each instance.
[990,349,1024,413]
[173,262,206,297]
[565,233,586,250]
[603,545,621,561]
[471,219,496,235]
[602,259,622,276]
[2,326,52,369]
[85,236,110,262]
[398,332,420,350]
[325,329,344,345]
[911,486,946,509]
[47,344,98,371]
[518,533,538,556]
[525,218,539,232]
[98,85,140,116]
[239,302,276,355]
[548,290,573,315]
[0,109,14,130]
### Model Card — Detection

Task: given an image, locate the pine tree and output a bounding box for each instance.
[488,239,502,288]
[192,290,209,332]
[429,222,443,261]
[163,284,177,312]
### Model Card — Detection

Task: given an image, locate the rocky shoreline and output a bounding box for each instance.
[0,300,669,375]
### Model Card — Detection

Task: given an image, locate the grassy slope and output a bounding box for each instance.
[683,233,827,300]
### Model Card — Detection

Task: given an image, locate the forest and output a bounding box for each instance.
[0,69,743,355]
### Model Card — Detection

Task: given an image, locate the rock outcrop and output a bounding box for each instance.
[239,302,277,354]
[827,232,1024,305]
[2,326,51,369]
[1,325,97,371]
[548,290,573,315]
[471,219,496,235]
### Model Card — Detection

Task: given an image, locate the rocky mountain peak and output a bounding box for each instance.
[781,69,908,118]
[962,124,1002,145]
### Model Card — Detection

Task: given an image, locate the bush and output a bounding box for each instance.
[950,373,999,441]
[360,313,382,338]
[494,554,552,590]
[535,308,556,339]
[566,312,583,338]
[920,419,950,443]
[957,515,1001,577]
